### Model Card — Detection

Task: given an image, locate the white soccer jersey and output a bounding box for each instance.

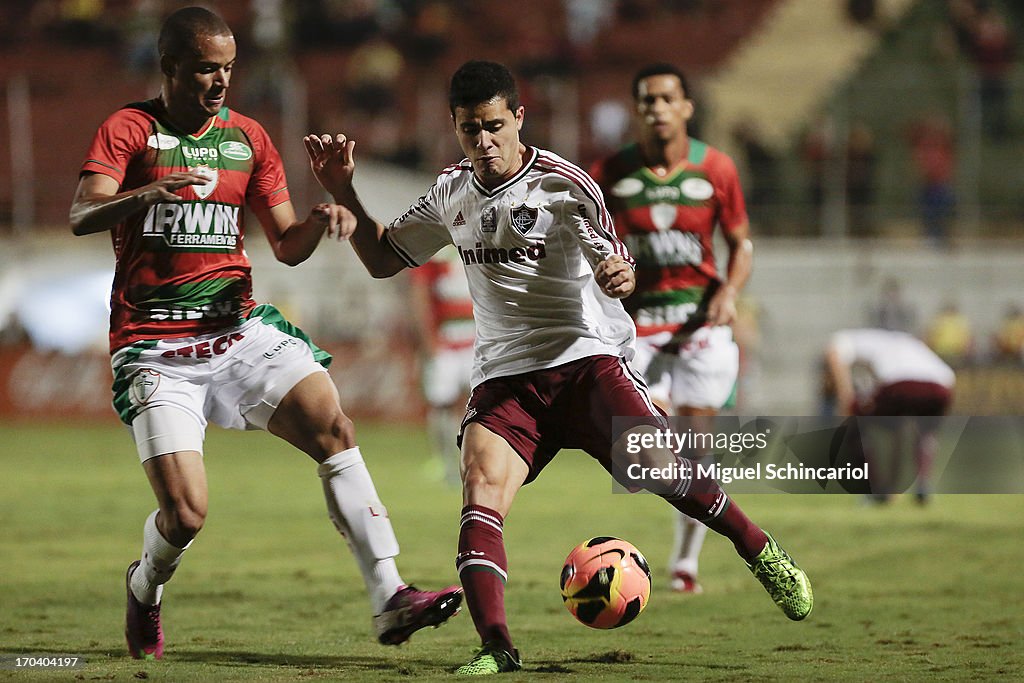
[831,328,956,389]
[386,146,637,387]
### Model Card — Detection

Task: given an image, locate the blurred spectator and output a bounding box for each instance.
[966,0,1015,141]
[588,98,631,158]
[846,0,881,31]
[50,0,111,45]
[846,121,878,237]
[992,303,1024,361]
[925,301,974,363]
[0,1,42,48]
[343,36,413,164]
[244,0,291,110]
[402,1,452,66]
[732,117,781,235]
[294,0,379,47]
[344,36,404,116]
[120,0,161,75]
[868,277,917,333]
[908,113,956,247]
[800,117,833,230]
[563,0,616,63]
[944,0,981,54]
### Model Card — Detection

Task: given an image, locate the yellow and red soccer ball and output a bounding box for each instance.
[560,537,652,629]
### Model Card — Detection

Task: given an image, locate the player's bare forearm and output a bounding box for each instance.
[70,192,148,235]
[349,213,406,278]
[266,203,356,267]
[595,255,635,299]
[708,227,753,326]
[70,171,208,236]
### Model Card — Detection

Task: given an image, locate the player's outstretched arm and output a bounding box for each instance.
[595,254,636,299]
[69,171,208,236]
[252,200,357,267]
[303,133,406,278]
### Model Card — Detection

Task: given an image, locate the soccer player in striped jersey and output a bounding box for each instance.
[411,247,476,486]
[305,60,812,676]
[69,6,460,662]
[590,63,753,595]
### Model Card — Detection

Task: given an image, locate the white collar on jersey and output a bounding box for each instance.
[470,146,538,197]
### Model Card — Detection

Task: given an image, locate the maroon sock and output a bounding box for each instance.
[665,462,768,563]
[456,505,513,649]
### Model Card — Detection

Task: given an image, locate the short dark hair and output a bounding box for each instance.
[449,60,520,114]
[631,63,690,100]
[158,6,232,59]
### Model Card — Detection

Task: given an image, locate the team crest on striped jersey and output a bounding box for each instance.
[650,203,677,232]
[191,164,218,200]
[510,204,539,235]
[130,369,160,405]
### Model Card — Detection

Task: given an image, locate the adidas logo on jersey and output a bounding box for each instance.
[452,211,466,227]
[458,241,547,266]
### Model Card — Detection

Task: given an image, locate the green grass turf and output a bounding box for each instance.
[0,420,1022,681]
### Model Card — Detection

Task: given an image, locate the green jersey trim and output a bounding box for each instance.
[247,304,333,369]
[687,138,708,165]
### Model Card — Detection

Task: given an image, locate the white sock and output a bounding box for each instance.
[130,510,191,606]
[428,408,462,484]
[318,447,404,614]
[670,511,709,577]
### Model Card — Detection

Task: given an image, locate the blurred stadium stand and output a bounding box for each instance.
[0,0,1021,420]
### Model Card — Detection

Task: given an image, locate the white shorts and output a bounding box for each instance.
[422,346,474,407]
[111,306,330,461]
[631,326,739,410]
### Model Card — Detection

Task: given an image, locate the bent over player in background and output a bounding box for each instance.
[305,60,812,676]
[826,328,955,504]
[69,6,460,661]
[591,63,753,594]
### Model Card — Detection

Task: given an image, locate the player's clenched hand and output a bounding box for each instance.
[706,284,738,327]
[304,133,356,197]
[595,254,635,299]
[308,203,357,241]
[138,171,210,204]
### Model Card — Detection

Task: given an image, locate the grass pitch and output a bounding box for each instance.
[0,420,1021,681]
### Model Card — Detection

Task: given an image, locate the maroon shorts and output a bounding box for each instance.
[459,355,663,483]
[868,380,953,432]
[871,380,952,416]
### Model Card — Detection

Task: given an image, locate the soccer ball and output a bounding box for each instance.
[559,536,652,629]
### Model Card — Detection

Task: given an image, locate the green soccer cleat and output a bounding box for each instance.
[455,641,522,676]
[748,533,813,621]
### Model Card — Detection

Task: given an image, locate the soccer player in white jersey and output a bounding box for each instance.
[69,6,460,661]
[304,60,813,676]
[826,328,955,503]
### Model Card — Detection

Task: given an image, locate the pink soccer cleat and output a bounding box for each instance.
[373,585,463,645]
[125,561,164,660]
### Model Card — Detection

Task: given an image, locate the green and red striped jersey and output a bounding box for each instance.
[81,99,290,352]
[590,139,747,338]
